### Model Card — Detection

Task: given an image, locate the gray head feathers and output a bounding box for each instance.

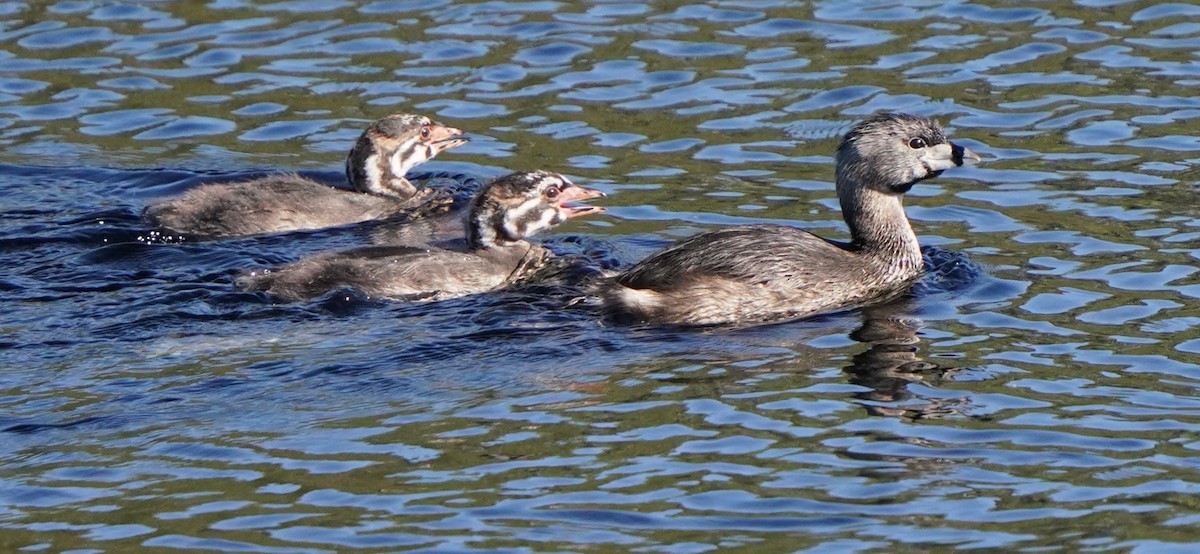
[836,112,976,196]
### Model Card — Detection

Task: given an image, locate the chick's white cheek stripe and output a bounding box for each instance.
[502,200,539,238]
[363,152,383,191]
[391,136,422,176]
[530,206,559,235]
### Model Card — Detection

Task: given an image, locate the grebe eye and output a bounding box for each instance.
[420,126,431,139]
[544,186,560,199]
[908,137,926,149]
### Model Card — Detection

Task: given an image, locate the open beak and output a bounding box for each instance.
[556,186,606,219]
[427,124,468,153]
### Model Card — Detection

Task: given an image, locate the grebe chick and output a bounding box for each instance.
[238,171,605,302]
[602,112,981,326]
[143,114,467,239]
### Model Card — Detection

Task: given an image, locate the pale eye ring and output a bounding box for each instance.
[544,186,560,200]
[420,126,432,139]
[908,137,926,149]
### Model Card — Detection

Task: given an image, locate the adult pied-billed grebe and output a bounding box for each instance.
[238,171,606,302]
[601,112,981,326]
[143,114,467,239]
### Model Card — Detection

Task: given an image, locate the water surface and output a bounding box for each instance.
[2,1,1199,552]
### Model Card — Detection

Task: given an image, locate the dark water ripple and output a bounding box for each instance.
[2,0,1200,552]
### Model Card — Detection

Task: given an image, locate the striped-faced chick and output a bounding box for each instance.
[345,114,468,199]
[467,171,606,250]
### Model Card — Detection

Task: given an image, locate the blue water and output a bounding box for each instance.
[3,1,1200,552]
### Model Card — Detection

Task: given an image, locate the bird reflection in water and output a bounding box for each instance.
[843,298,969,420]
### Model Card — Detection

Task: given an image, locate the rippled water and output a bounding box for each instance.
[3,1,1200,552]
